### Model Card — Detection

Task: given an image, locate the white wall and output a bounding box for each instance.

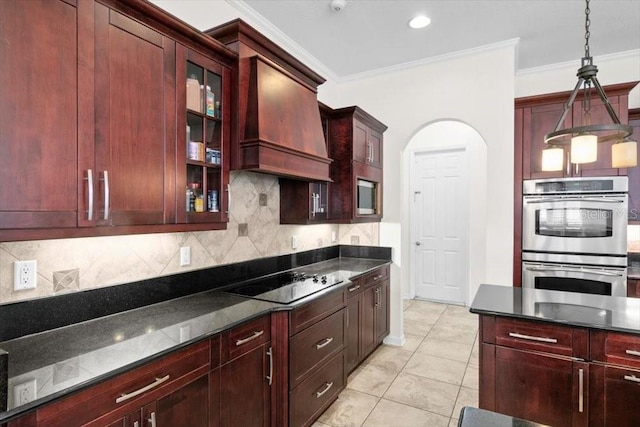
[318,44,516,346]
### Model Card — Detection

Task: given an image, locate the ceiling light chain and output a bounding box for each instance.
[584,0,590,59]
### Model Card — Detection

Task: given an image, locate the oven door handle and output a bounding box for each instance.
[524,197,625,204]
[525,266,624,277]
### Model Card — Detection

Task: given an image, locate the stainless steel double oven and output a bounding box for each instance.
[522,177,628,296]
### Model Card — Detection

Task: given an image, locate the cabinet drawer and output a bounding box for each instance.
[290,289,346,336]
[290,351,345,427]
[290,309,345,388]
[221,315,270,363]
[361,265,389,288]
[38,340,210,427]
[494,317,588,358]
[591,330,640,368]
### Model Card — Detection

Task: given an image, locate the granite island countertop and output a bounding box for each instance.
[0,256,390,422]
[470,284,640,334]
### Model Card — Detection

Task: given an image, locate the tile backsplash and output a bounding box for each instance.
[0,172,379,304]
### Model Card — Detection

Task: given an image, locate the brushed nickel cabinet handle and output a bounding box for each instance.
[348,285,360,292]
[235,330,264,346]
[102,170,109,220]
[624,374,640,383]
[626,349,640,357]
[578,368,584,413]
[316,337,334,350]
[86,169,94,220]
[508,332,558,343]
[148,411,156,427]
[225,185,231,214]
[375,287,381,308]
[115,375,170,403]
[315,382,333,398]
[266,346,273,386]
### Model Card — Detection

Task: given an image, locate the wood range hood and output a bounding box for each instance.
[206,19,332,182]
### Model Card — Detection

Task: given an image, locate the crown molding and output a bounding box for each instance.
[227,0,340,82]
[517,49,640,76]
[337,38,520,83]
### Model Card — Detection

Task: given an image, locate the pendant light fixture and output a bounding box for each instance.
[542,0,637,170]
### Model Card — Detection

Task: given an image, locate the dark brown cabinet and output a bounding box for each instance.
[590,330,640,426]
[0,0,235,241]
[219,315,272,427]
[480,315,640,427]
[288,289,346,427]
[279,180,329,224]
[92,3,176,228]
[205,20,331,182]
[0,0,82,231]
[24,340,211,427]
[493,346,588,427]
[345,265,390,373]
[177,46,231,226]
[628,279,640,298]
[479,315,590,427]
[328,106,387,223]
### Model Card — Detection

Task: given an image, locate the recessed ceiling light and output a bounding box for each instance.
[409,15,431,29]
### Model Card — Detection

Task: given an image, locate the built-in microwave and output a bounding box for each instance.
[357,179,377,215]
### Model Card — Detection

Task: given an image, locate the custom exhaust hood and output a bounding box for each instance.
[206,20,332,181]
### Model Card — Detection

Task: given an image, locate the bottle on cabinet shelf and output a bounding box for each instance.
[186,75,201,112]
[205,85,215,117]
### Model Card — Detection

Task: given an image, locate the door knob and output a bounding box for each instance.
[415,241,421,246]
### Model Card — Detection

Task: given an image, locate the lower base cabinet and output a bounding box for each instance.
[218,315,272,427]
[346,265,390,374]
[492,346,588,427]
[480,315,640,427]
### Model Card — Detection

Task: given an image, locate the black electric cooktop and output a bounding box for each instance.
[223,270,347,304]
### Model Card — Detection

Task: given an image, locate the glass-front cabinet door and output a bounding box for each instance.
[177,45,230,225]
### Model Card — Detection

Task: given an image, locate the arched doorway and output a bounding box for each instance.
[404,120,487,305]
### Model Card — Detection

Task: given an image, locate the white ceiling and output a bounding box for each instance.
[154,0,640,81]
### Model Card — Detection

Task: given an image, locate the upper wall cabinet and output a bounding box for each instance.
[0,0,81,233]
[205,19,332,182]
[515,82,638,180]
[329,106,387,223]
[0,0,236,241]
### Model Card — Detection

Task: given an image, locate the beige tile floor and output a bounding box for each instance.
[314,299,479,427]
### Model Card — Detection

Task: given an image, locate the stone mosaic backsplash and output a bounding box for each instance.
[0,171,379,304]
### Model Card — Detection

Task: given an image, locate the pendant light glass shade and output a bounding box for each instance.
[541,147,564,171]
[612,140,638,168]
[570,134,597,164]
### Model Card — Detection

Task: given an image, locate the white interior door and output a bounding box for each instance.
[412,148,468,304]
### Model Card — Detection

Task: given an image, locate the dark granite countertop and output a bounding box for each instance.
[470,284,640,334]
[0,256,389,422]
[458,407,549,427]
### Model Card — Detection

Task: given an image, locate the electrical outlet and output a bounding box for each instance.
[14,260,37,291]
[291,235,298,250]
[331,231,337,243]
[13,379,37,405]
[180,247,191,267]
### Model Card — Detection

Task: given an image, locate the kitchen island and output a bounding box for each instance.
[0,246,391,425]
[471,284,640,427]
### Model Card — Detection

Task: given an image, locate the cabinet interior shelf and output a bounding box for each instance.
[187,160,222,168]
[187,108,222,121]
